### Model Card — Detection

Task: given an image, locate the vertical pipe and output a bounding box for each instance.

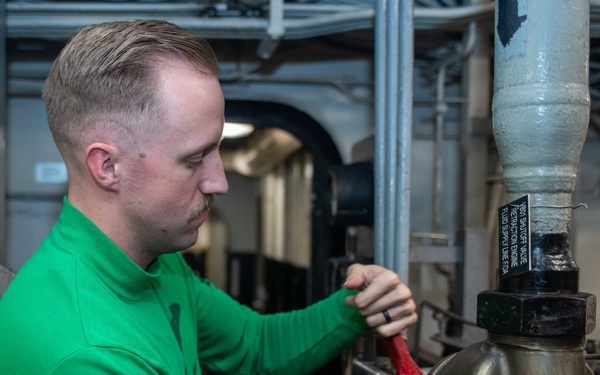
[374,0,413,283]
[429,2,596,373]
[493,0,589,294]
[383,0,398,271]
[256,0,284,59]
[433,64,446,236]
[394,1,414,281]
[432,23,476,237]
[494,0,589,229]
[374,0,388,268]
[0,0,7,266]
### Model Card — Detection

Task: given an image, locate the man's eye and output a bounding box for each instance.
[187,160,203,168]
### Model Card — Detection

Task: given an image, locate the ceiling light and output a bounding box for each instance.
[222,122,255,139]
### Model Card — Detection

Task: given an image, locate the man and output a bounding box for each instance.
[0,20,417,374]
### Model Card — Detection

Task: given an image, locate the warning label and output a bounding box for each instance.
[498,195,531,279]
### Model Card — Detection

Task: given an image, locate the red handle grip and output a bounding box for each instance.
[382,335,423,375]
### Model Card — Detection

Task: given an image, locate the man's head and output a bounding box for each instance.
[43,20,229,267]
[43,20,219,171]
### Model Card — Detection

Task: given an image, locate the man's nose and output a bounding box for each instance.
[200,157,229,195]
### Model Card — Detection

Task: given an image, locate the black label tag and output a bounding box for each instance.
[498,195,531,279]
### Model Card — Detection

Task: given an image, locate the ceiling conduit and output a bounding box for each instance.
[12,1,600,42]
[373,0,413,283]
[6,1,495,41]
[371,0,482,291]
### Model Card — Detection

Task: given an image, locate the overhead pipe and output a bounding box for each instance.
[430,0,595,374]
[6,1,206,14]
[6,1,359,14]
[5,2,495,40]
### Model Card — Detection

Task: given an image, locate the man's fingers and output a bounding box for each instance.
[374,311,419,338]
[353,271,402,308]
[364,298,417,327]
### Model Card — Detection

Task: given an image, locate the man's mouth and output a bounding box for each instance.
[188,195,214,222]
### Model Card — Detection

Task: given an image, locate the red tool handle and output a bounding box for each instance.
[382,335,423,375]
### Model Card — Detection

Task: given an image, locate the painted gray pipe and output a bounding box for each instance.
[432,22,477,235]
[429,0,595,374]
[374,0,413,282]
[6,2,493,40]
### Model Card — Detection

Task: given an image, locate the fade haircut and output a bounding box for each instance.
[42,19,219,171]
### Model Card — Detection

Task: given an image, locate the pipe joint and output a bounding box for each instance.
[477,290,596,337]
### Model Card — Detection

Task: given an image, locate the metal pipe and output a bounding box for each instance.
[6,9,373,40]
[393,0,414,281]
[433,64,447,235]
[373,0,387,271]
[494,2,589,208]
[256,0,284,58]
[374,0,385,265]
[432,22,477,235]
[0,0,6,266]
[6,2,495,40]
[374,0,413,282]
[6,1,206,13]
[430,0,596,373]
[5,1,373,15]
[382,0,399,273]
[493,0,589,295]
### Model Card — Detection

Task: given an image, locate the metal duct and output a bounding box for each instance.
[430,0,596,373]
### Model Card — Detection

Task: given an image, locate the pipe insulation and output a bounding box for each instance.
[493,0,589,235]
[492,0,590,295]
[429,0,596,373]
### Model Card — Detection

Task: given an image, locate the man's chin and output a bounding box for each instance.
[179,225,203,252]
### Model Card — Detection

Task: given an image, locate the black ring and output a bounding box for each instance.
[382,309,392,323]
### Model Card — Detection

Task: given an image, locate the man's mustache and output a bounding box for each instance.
[188,195,214,221]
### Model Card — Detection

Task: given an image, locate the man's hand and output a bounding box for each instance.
[343,263,417,337]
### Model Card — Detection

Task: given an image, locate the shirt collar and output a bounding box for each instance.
[50,196,161,301]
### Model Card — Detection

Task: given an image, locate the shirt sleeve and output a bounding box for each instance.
[193,277,370,375]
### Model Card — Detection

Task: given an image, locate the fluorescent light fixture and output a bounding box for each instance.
[222,122,255,139]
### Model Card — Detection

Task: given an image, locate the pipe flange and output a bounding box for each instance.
[476,290,596,337]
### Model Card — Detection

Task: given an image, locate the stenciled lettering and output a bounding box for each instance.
[500,207,509,274]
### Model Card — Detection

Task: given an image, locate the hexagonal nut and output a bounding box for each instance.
[476,290,596,336]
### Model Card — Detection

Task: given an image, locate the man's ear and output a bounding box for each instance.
[86,143,120,191]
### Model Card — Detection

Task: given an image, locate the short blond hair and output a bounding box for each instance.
[42,20,219,169]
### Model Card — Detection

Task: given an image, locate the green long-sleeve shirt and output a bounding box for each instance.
[0,198,368,374]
